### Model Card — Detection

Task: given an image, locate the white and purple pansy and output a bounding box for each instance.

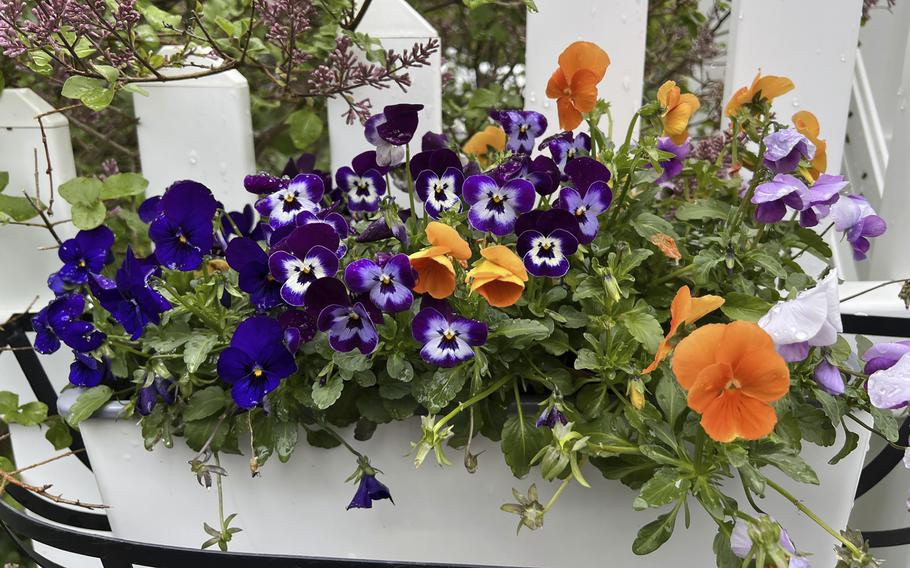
[751,174,811,224]
[463,175,535,236]
[344,253,416,313]
[411,307,488,368]
[556,180,613,244]
[490,109,548,154]
[268,224,340,306]
[306,277,379,355]
[799,174,847,228]
[411,148,464,219]
[515,209,581,278]
[758,274,841,362]
[269,209,349,257]
[364,103,424,167]
[829,194,887,260]
[335,151,389,214]
[256,173,325,228]
[762,128,816,174]
[564,156,611,196]
[541,131,591,172]
[863,341,910,409]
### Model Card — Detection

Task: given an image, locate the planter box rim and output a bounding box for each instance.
[57,388,127,421]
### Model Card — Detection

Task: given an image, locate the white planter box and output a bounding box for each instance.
[61,393,872,567]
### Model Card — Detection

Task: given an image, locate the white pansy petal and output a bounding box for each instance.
[868,353,910,409]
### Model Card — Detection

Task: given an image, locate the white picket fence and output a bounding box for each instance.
[2,0,910,565]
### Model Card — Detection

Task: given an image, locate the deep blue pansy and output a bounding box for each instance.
[244,172,287,195]
[256,173,325,229]
[490,109,548,154]
[565,156,611,196]
[68,352,111,387]
[57,226,115,284]
[90,248,171,340]
[32,294,105,354]
[347,474,394,510]
[306,278,379,355]
[411,148,464,219]
[217,316,297,409]
[221,204,265,243]
[335,151,389,214]
[138,196,163,223]
[344,253,415,313]
[556,182,613,244]
[525,155,561,196]
[137,377,176,416]
[462,175,535,236]
[515,209,580,278]
[148,180,219,271]
[411,307,488,368]
[364,103,424,166]
[536,404,568,428]
[421,131,448,152]
[225,237,283,311]
[268,224,340,306]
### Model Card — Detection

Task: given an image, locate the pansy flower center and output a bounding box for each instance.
[574,206,587,217]
[519,124,529,134]
[252,366,264,378]
[380,274,392,285]
[178,234,188,244]
[724,378,742,391]
[492,194,504,204]
[284,193,296,203]
[349,310,360,321]
[567,148,576,159]
[78,260,86,268]
[443,329,456,340]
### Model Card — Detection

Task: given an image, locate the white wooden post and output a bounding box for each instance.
[0,89,76,317]
[525,0,648,140]
[132,57,256,211]
[326,0,442,187]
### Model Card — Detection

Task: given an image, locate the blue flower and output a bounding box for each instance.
[69,352,112,387]
[335,151,389,214]
[216,316,297,409]
[256,173,325,229]
[347,473,393,510]
[148,181,219,271]
[225,237,283,312]
[90,248,171,340]
[515,209,580,278]
[490,110,548,154]
[268,224,340,306]
[411,307,487,367]
[306,278,380,355]
[220,205,265,243]
[32,294,106,354]
[138,196,163,223]
[536,404,568,428]
[364,104,424,166]
[463,175,535,236]
[344,254,416,313]
[57,226,114,284]
[540,131,590,172]
[556,183,612,244]
[137,378,176,416]
[411,148,464,219]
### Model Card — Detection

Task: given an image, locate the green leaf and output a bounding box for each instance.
[312,375,344,410]
[6,401,48,426]
[633,467,689,510]
[183,333,219,374]
[632,212,678,239]
[794,226,833,259]
[0,392,18,413]
[720,292,771,322]
[333,350,373,373]
[44,415,73,450]
[760,449,819,485]
[58,177,102,206]
[871,407,899,442]
[71,202,107,230]
[65,385,113,428]
[101,173,148,200]
[0,194,39,222]
[0,172,8,192]
[386,352,414,382]
[747,251,787,279]
[183,386,227,422]
[92,64,118,84]
[287,109,324,150]
[674,200,730,221]
[829,429,860,465]
[501,414,549,478]
[61,76,114,110]
[574,348,600,371]
[493,319,551,346]
[412,367,467,414]
[632,506,680,555]
[274,420,298,463]
[655,372,686,427]
[619,311,662,353]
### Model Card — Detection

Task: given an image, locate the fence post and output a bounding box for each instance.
[326,0,442,205]
[132,57,256,211]
[0,88,76,317]
[525,0,649,140]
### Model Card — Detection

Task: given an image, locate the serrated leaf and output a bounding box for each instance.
[720,292,771,322]
[501,414,548,478]
[65,385,113,427]
[412,367,467,413]
[183,386,227,421]
[632,467,689,510]
[620,311,662,353]
[183,333,218,373]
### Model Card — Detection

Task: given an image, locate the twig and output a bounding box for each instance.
[11,449,85,476]
[840,278,910,304]
[0,470,108,510]
[23,191,63,246]
[35,104,81,216]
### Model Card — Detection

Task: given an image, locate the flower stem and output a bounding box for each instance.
[314,419,363,459]
[160,282,224,335]
[653,263,697,285]
[404,143,418,230]
[791,223,833,260]
[840,278,910,304]
[434,374,512,434]
[543,477,572,513]
[765,477,863,558]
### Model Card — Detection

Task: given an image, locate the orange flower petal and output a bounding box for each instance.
[411,255,456,299]
[700,391,777,442]
[650,234,681,260]
[480,245,528,282]
[426,222,471,260]
[724,86,751,117]
[733,348,790,403]
[569,69,600,113]
[657,80,679,109]
[546,68,568,99]
[557,97,584,131]
[753,74,794,102]
[476,280,524,307]
[558,41,610,83]
[670,323,725,389]
[463,125,507,158]
[792,110,820,139]
[686,294,725,325]
[687,362,734,413]
[714,321,774,370]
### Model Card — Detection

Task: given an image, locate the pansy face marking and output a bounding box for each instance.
[463,175,535,236]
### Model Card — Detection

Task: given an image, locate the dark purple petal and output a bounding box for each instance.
[565,157,611,194]
[754,201,787,224]
[421,131,448,151]
[352,150,390,177]
[304,277,350,319]
[138,196,163,223]
[69,352,105,387]
[344,259,382,294]
[376,103,423,145]
[244,172,287,195]
[526,155,561,196]
[462,175,497,205]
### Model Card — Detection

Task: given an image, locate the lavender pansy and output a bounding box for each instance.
[829,194,887,260]
[69,352,111,387]
[344,254,416,313]
[463,175,535,236]
[268,224,340,306]
[217,316,297,409]
[799,174,847,228]
[762,128,816,174]
[347,474,393,510]
[557,181,613,244]
[814,360,845,395]
[515,209,580,277]
[654,137,690,185]
[863,340,910,374]
[137,378,176,416]
[867,351,910,410]
[751,174,811,224]
[33,294,105,354]
[148,180,218,271]
[336,151,389,213]
[758,275,841,362]
[57,225,114,285]
[307,278,380,355]
[541,131,591,172]
[365,103,424,166]
[256,173,325,228]
[225,237,283,311]
[490,109,548,154]
[411,148,464,219]
[411,307,488,367]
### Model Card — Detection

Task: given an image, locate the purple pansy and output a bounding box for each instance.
[421,131,448,151]
[541,131,591,172]
[32,294,106,354]
[515,209,580,278]
[138,196,163,223]
[137,377,176,416]
[526,155,561,196]
[829,194,887,261]
[799,174,847,228]
[277,309,316,354]
[864,341,910,409]
[256,173,325,229]
[654,137,690,185]
[556,181,613,244]
[411,148,464,219]
[243,172,287,195]
[762,128,816,174]
[269,209,349,256]
[307,278,380,355]
[411,307,488,368]
[221,205,266,243]
[751,174,811,224]
[268,224,340,306]
[69,352,111,388]
[148,181,219,271]
[47,272,67,296]
[758,275,840,363]
[488,153,529,186]
[356,210,410,246]
[863,340,910,375]
[564,156,611,196]
[814,360,845,395]
[344,254,416,313]
[536,405,568,428]
[89,248,171,340]
[490,110,548,154]
[217,316,297,409]
[225,237,283,311]
[282,153,333,200]
[462,175,535,236]
[347,474,394,510]
[57,226,114,285]
[364,103,424,167]
[335,151,389,213]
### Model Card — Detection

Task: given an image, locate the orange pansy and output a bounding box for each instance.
[463,125,507,166]
[657,81,700,145]
[465,245,528,307]
[724,71,795,117]
[792,110,827,179]
[649,233,681,261]
[672,321,790,442]
[641,285,724,374]
[545,41,610,131]
[409,222,472,299]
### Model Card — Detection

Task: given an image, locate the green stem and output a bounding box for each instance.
[845,413,909,450]
[653,263,697,285]
[314,419,363,459]
[621,110,641,152]
[220,209,244,237]
[765,477,863,558]
[434,374,512,434]
[725,117,771,242]
[160,282,224,334]
[840,278,910,304]
[791,223,833,260]
[404,144,417,230]
[214,453,227,541]
[543,477,572,513]
[605,105,614,143]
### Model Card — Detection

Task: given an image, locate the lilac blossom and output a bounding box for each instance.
[411,307,488,367]
[364,103,424,166]
[335,151,389,213]
[829,194,887,260]
[758,275,841,362]
[217,316,297,409]
[344,254,416,313]
[490,110,548,154]
[762,128,816,174]
[515,209,581,277]
[462,175,535,236]
[751,174,811,224]
[57,226,114,285]
[410,148,463,219]
[864,341,910,409]
[799,174,847,228]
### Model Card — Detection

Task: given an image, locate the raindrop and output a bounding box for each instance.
[791,98,800,107]
[188,150,198,166]
[621,13,627,23]
[815,48,822,56]
[543,100,551,109]
[622,76,631,91]
[528,91,537,104]
[839,54,847,62]
[794,330,809,341]
[737,9,744,20]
